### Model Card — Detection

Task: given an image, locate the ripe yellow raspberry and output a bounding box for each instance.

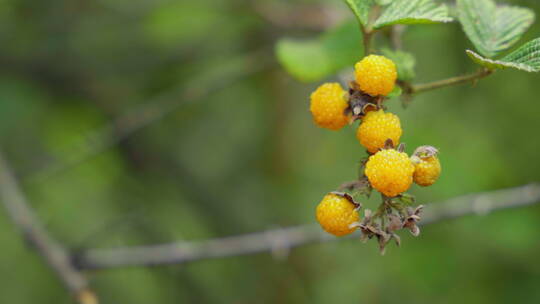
[309,83,349,130]
[316,193,359,236]
[354,55,397,96]
[411,146,441,187]
[357,109,402,153]
[365,149,414,197]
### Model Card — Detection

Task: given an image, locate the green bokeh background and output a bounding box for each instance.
[1,0,540,303]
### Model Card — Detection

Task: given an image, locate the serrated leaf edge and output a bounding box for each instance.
[466,49,540,73]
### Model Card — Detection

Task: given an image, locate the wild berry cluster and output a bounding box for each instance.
[311,55,442,253]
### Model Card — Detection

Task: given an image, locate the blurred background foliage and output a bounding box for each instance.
[1,0,540,303]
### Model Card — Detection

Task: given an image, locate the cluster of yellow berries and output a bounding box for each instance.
[310,55,442,239]
[310,55,397,131]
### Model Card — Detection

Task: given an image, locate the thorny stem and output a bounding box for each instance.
[409,68,494,94]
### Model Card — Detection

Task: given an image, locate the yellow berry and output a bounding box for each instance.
[413,156,441,186]
[365,149,414,197]
[411,146,441,187]
[316,193,359,236]
[310,83,349,130]
[357,109,402,153]
[354,55,397,96]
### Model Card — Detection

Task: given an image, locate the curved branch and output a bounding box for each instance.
[0,150,98,304]
[76,183,540,270]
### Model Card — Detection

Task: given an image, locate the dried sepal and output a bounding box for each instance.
[383,138,395,150]
[357,209,383,242]
[349,189,425,251]
[408,223,420,236]
[412,146,439,159]
[403,205,423,236]
[349,80,361,92]
[387,214,403,232]
[329,191,362,210]
[377,231,391,255]
[347,81,378,121]
[375,96,384,109]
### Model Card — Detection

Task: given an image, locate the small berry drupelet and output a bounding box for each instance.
[316,193,360,236]
[309,83,349,130]
[365,149,415,197]
[354,55,397,96]
[357,109,402,153]
[411,146,441,187]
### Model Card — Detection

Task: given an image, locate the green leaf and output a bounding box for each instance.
[502,38,540,71]
[275,21,363,82]
[375,0,393,5]
[373,0,453,29]
[457,0,535,58]
[466,38,540,72]
[381,48,416,81]
[387,85,402,98]
[466,50,510,70]
[344,0,375,27]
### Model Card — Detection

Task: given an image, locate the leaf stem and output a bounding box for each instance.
[361,4,382,55]
[409,68,494,94]
[362,28,374,55]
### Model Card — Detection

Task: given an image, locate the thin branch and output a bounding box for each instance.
[410,68,493,94]
[76,183,540,270]
[0,150,98,304]
[24,49,272,183]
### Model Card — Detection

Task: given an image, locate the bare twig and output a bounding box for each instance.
[410,68,494,94]
[76,183,540,270]
[24,49,272,183]
[0,150,98,304]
